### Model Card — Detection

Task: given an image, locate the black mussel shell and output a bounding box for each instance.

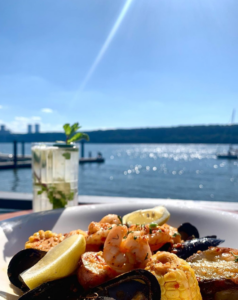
[19,275,84,300]
[172,237,225,260]
[8,248,47,292]
[82,295,115,300]
[89,269,161,300]
[178,222,200,241]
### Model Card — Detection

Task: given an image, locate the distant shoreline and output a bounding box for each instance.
[0,124,238,144]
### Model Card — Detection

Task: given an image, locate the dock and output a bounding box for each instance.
[0,161,32,170]
[79,157,105,164]
[0,141,105,170]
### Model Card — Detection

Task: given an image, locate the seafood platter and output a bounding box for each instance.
[1,203,238,300]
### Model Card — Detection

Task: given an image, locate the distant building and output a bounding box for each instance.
[27,124,32,134]
[0,124,11,136]
[35,124,40,133]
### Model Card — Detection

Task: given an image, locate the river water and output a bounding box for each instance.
[0,143,238,202]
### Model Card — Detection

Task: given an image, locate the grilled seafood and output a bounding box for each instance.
[90,269,161,300]
[77,251,118,289]
[187,247,238,300]
[177,222,200,241]
[19,270,161,300]
[172,237,224,259]
[103,225,152,273]
[8,248,47,292]
[121,223,181,252]
[99,214,122,225]
[10,208,232,300]
[86,222,117,248]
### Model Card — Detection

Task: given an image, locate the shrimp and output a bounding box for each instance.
[86,222,117,248]
[100,214,122,225]
[86,215,122,250]
[103,225,152,273]
[77,251,118,289]
[129,223,181,252]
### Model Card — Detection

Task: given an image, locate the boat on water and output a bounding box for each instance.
[217,146,238,159]
[216,109,237,159]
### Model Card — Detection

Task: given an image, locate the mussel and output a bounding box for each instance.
[89,269,161,300]
[8,248,47,292]
[172,237,225,259]
[18,275,84,300]
[177,222,200,241]
[18,270,160,300]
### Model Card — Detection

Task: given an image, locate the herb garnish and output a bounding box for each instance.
[149,223,157,229]
[63,123,89,144]
[145,253,148,260]
[117,215,123,224]
[172,232,181,238]
[231,252,238,262]
[134,236,138,240]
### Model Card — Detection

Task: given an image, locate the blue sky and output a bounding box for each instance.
[0,0,238,133]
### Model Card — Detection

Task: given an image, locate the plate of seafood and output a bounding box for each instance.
[1,202,238,300]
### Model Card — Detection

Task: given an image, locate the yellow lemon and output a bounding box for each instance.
[21,234,85,290]
[122,206,170,226]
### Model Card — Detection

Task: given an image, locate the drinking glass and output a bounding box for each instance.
[31,143,79,212]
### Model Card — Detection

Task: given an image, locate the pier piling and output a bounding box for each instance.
[21,141,25,157]
[13,141,17,168]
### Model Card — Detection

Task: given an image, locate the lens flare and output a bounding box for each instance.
[72,0,134,102]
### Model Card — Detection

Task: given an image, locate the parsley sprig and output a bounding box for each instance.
[231,252,238,262]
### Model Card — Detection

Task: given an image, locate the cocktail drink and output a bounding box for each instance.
[32,143,79,212]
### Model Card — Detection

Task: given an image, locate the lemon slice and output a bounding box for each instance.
[21,234,86,290]
[122,206,170,226]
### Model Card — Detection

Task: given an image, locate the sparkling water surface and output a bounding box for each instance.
[0,143,238,202]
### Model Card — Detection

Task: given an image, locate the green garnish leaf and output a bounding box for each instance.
[149,223,157,229]
[145,253,148,260]
[67,132,89,143]
[63,124,72,136]
[63,123,89,144]
[62,153,71,160]
[172,232,181,238]
[149,228,153,234]
[231,252,238,262]
[134,236,137,240]
[117,215,123,224]
[71,122,81,133]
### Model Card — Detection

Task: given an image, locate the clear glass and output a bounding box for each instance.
[31,143,79,212]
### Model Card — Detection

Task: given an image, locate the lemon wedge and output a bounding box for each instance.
[21,234,86,290]
[122,206,170,226]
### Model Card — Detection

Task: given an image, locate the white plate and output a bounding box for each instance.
[1,202,238,299]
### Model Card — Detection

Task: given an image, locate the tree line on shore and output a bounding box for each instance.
[0,125,238,144]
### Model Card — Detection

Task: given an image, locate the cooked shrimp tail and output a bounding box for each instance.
[103,225,152,273]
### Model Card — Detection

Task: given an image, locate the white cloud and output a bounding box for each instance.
[32,116,41,121]
[41,108,53,113]
[4,116,43,133]
[15,117,29,122]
